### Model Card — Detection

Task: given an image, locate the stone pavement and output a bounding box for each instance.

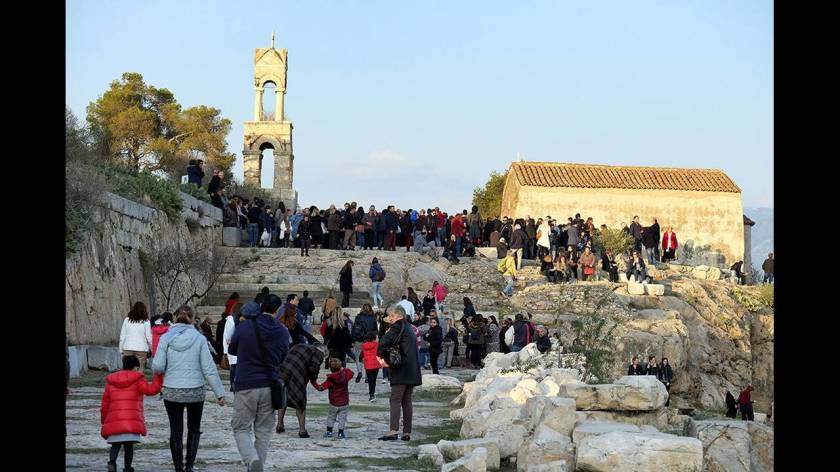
[66,367,473,471]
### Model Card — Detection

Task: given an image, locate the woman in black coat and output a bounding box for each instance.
[339,260,354,308]
[323,311,353,367]
[309,207,324,248]
[377,306,422,441]
[422,290,436,317]
[424,317,444,375]
[660,357,674,406]
[724,389,738,418]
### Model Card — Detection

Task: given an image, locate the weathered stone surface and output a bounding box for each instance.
[747,422,774,472]
[575,409,671,431]
[461,405,523,439]
[417,444,445,467]
[572,420,647,444]
[86,346,121,371]
[689,420,750,472]
[526,395,576,436]
[442,446,488,472]
[559,376,667,411]
[516,424,576,472]
[68,345,88,378]
[417,374,462,391]
[644,284,665,296]
[484,423,528,459]
[522,460,570,472]
[438,438,500,471]
[576,431,703,472]
[222,226,241,246]
[627,282,646,294]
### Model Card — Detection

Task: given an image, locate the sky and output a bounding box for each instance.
[66,0,773,212]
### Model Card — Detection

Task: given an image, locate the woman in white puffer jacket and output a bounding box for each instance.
[119,301,153,369]
[222,302,243,392]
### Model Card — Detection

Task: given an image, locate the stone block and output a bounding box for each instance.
[223,227,241,247]
[68,345,88,378]
[418,374,462,391]
[485,423,528,459]
[442,447,488,472]
[517,424,576,472]
[87,346,122,371]
[689,420,750,472]
[572,420,644,444]
[627,282,645,295]
[644,284,665,296]
[559,376,668,411]
[576,431,703,472]
[417,444,445,467]
[526,395,576,436]
[618,272,629,283]
[438,438,500,471]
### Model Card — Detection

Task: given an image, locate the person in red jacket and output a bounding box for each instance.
[738,385,755,421]
[150,312,173,357]
[101,355,164,472]
[661,226,678,262]
[312,358,354,439]
[359,332,381,402]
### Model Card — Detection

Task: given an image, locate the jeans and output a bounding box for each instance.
[232,387,274,469]
[645,247,656,265]
[654,245,661,263]
[626,268,648,283]
[436,228,445,247]
[229,363,237,392]
[455,236,462,257]
[356,231,365,249]
[389,385,414,434]
[418,348,429,367]
[302,316,312,338]
[504,275,514,296]
[764,273,774,283]
[442,342,455,367]
[371,281,384,307]
[248,223,259,247]
[326,405,349,431]
[511,345,523,352]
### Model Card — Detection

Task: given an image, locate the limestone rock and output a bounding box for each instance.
[521,460,570,472]
[516,424,576,472]
[572,420,647,444]
[418,374,463,391]
[576,431,703,472]
[690,420,750,472]
[222,226,241,246]
[461,406,523,439]
[484,423,529,459]
[627,282,646,295]
[68,345,88,378]
[86,346,121,371]
[575,408,671,430]
[438,438,501,471]
[559,376,667,411]
[644,284,665,296]
[417,444,445,467]
[526,395,576,436]
[747,422,774,472]
[442,447,488,472]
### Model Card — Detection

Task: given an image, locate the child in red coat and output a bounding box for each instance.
[359,332,381,402]
[312,358,354,439]
[101,355,163,472]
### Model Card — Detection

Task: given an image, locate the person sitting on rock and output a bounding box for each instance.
[534,325,552,353]
[540,253,556,282]
[625,251,648,283]
[627,356,645,375]
[601,249,619,283]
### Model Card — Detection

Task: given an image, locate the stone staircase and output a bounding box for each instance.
[196,247,370,320]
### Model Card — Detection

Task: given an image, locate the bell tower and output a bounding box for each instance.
[242,33,297,210]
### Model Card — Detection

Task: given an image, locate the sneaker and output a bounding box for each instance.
[381,379,389,384]
[337,431,346,439]
[323,431,333,439]
[369,395,376,402]
[355,371,363,383]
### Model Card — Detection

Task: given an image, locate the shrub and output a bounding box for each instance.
[565,315,618,383]
[757,284,774,308]
[65,161,107,256]
[99,164,183,217]
[593,227,633,257]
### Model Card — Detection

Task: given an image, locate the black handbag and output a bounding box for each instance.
[387,321,406,367]
[251,318,287,410]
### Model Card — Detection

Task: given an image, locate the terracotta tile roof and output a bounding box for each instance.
[510,162,741,193]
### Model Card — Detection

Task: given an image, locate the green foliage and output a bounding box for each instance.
[472,170,508,219]
[224,179,275,205]
[566,315,618,383]
[179,183,211,203]
[86,72,234,178]
[110,170,183,217]
[731,286,772,312]
[593,227,634,257]
[758,284,774,308]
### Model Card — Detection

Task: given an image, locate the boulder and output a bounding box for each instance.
[418,374,463,391]
[516,424,576,472]
[576,431,703,472]
[644,284,665,296]
[86,346,121,371]
[747,422,774,472]
[484,423,529,459]
[461,405,523,438]
[627,282,646,295]
[575,409,670,431]
[572,420,647,444]
[417,444,445,467]
[442,447,488,472]
[68,345,88,378]
[668,263,693,273]
[438,438,501,471]
[526,395,576,436]
[521,460,570,472]
[618,272,629,283]
[559,376,667,411]
[689,420,750,472]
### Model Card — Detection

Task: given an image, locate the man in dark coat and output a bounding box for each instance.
[650,218,661,263]
[510,313,531,352]
[383,206,398,251]
[762,253,774,284]
[629,216,643,252]
[186,159,205,186]
[627,356,645,375]
[207,169,223,195]
[377,304,422,440]
[642,226,658,265]
[509,224,527,270]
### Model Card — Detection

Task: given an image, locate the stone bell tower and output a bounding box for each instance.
[242,33,297,210]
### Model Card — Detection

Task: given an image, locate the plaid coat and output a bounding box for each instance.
[278,344,324,410]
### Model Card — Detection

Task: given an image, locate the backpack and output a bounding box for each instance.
[374,266,385,282]
[352,316,367,342]
[497,258,507,273]
[468,325,486,344]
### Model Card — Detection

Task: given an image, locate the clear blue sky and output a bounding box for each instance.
[67,0,773,212]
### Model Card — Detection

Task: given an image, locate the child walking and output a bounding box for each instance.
[359,332,380,402]
[101,355,163,472]
[313,358,354,439]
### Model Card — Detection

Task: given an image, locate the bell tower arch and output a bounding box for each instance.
[243,33,297,210]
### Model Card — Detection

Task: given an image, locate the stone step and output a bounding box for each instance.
[197,305,364,319]
[218,273,333,284]
[216,282,338,293]
[200,290,370,307]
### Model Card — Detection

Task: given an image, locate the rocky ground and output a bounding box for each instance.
[66,367,474,471]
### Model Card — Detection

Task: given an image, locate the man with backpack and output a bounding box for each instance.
[505,313,532,352]
[351,306,378,382]
[369,258,386,309]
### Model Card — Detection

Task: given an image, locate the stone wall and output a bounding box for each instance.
[502,184,745,265]
[65,192,222,345]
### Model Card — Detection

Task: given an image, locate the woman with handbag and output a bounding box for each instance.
[579,246,597,281]
[376,304,422,441]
